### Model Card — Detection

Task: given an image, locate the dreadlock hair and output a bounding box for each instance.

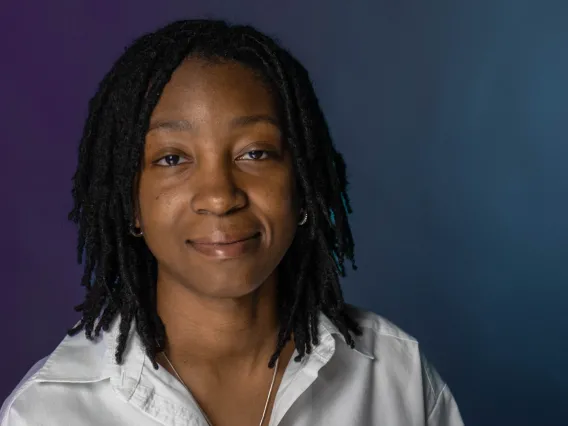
[68,19,362,370]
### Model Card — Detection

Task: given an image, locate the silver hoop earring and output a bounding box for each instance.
[130,225,143,237]
[298,210,308,226]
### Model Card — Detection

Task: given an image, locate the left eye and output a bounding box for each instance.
[155,155,189,167]
[239,150,269,160]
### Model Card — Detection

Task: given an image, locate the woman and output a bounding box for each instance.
[1,20,464,426]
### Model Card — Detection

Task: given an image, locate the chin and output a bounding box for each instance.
[159,256,280,301]
[193,266,277,300]
[198,281,265,300]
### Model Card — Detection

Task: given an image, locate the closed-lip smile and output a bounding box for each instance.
[188,231,261,246]
[186,231,262,259]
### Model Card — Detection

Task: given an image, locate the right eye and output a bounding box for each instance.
[155,155,189,167]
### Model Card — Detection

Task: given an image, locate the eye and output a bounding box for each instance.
[155,154,189,167]
[238,150,271,161]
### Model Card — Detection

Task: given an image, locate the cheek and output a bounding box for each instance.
[137,182,190,266]
[137,177,186,232]
[252,172,297,225]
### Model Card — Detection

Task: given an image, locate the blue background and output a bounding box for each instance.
[1,1,567,424]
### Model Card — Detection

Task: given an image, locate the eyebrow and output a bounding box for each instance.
[230,114,280,128]
[147,114,280,133]
[147,119,193,133]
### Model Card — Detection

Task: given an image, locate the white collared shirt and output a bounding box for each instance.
[1,307,464,425]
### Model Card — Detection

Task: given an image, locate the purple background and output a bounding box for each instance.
[2,1,568,425]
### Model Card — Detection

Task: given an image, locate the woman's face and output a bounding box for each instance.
[136,57,299,298]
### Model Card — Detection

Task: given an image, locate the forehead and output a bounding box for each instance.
[150,58,278,122]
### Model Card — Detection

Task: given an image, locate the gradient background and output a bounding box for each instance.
[1,1,567,425]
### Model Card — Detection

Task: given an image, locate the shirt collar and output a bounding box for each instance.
[35,323,109,383]
[318,312,375,360]
[35,310,374,384]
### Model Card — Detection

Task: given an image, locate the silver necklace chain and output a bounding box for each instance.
[162,352,279,426]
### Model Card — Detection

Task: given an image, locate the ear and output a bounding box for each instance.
[133,200,143,229]
[132,172,142,228]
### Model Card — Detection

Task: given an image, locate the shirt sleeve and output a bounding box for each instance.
[427,385,464,426]
[0,358,48,426]
[0,399,24,426]
[420,352,465,426]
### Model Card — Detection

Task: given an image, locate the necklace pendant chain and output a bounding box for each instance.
[162,353,280,426]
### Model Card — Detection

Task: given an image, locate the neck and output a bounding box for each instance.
[156,272,280,369]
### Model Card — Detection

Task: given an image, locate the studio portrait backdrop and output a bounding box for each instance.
[1,1,567,425]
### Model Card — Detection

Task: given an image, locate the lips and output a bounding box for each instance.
[186,231,261,259]
[188,232,260,246]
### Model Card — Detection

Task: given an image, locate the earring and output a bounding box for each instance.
[129,225,143,237]
[298,210,308,226]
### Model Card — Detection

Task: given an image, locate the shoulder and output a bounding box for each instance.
[346,305,448,414]
[346,304,420,356]
[0,357,48,424]
[348,304,418,341]
[0,329,110,425]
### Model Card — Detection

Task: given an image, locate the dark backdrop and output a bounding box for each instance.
[1,1,567,425]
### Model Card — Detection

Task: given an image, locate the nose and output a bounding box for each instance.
[190,162,247,216]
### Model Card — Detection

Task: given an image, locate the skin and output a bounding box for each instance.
[135,57,300,425]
